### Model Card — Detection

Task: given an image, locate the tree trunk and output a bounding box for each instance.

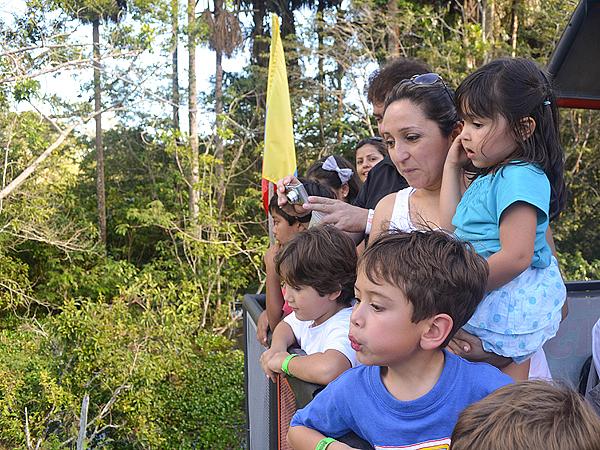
[214,0,225,214]
[510,0,519,57]
[188,0,199,223]
[93,18,107,247]
[481,0,495,62]
[317,0,325,150]
[277,0,296,38]
[171,0,180,131]
[462,0,478,69]
[387,0,400,57]
[275,0,298,72]
[335,3,344,144]
[251,0,268,68]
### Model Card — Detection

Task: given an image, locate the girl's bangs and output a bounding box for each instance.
[457,76,498,120]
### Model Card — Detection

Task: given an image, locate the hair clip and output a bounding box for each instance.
[543,100,551,106]
[322,156,354,184]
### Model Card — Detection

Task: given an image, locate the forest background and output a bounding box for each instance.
[0,0,599,448]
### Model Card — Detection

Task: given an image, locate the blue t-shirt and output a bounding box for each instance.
[453,163,551,268]
[291,350,512,449]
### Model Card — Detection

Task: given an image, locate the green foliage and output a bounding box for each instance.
[558,251,600,281]
[0,252,32,312]
[12,79,41,102]
[0,298,244,449]
[54,0,127,23]
[1,0,599,448]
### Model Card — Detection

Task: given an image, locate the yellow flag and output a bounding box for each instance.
[262,15,296,184]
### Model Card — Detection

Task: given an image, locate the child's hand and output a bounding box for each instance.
[259,348,279,382]
[264,243,280,270]
[255,310,269,347]
[260,349,291,382]
[445,135,470,169]
[266,351,290,378]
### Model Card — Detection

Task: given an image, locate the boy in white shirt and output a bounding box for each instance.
[260,226,358,385]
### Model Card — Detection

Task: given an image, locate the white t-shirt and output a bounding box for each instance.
[283,307,358,367]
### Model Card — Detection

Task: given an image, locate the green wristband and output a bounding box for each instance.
[281,353,298,376]
[315,437,336,450]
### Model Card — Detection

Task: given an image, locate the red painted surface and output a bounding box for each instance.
[557,97,600,110]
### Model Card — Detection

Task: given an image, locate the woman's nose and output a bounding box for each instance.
[394,145,410,161]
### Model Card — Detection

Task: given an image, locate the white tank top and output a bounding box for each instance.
[389,187,417,232]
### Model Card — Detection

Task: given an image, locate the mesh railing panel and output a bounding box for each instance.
[245,312,271,449]
[277,377,297,450]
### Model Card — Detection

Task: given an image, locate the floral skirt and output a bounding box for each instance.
[463,257,566,363]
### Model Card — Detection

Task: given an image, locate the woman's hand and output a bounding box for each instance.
[302,197,369,233]
[448,329,512,368]
[276,175,310,216]
[447,329,479,357]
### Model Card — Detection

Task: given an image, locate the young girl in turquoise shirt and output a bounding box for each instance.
[440,58,567,380]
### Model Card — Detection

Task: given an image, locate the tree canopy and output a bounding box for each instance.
[0,0,598,447]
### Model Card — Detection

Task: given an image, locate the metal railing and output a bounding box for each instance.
[243,282,600,450]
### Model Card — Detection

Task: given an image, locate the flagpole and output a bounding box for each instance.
[268,182,275,244]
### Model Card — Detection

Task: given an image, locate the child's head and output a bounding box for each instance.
[456,58,566,218]
[274,226,357,322]
[269,194,307,245]
[450,380,600,450]
[306,155,362,204]
[350,230,488,366]
[269,180,335,244]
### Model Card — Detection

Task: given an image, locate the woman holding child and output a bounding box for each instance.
[278,63,563,381]
[370,62,565,380]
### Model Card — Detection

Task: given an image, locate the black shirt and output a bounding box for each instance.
[352,156,408,210]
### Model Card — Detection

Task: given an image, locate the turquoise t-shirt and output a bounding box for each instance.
[453,163,552,268]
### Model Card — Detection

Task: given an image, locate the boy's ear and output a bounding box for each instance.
[518,117,536,140]
[420,314,453,350]
[294,221,307,232]
[325,290,342,302]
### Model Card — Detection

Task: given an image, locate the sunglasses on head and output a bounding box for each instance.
[408,73,454,102]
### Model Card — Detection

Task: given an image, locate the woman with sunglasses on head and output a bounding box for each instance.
[369,73,460,239]
[355,137,387,182]
[370,72,557,381]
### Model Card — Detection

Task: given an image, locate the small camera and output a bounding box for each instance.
[285,182,309,205]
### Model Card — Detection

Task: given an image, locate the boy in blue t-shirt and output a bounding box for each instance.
[288,230,513,450]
